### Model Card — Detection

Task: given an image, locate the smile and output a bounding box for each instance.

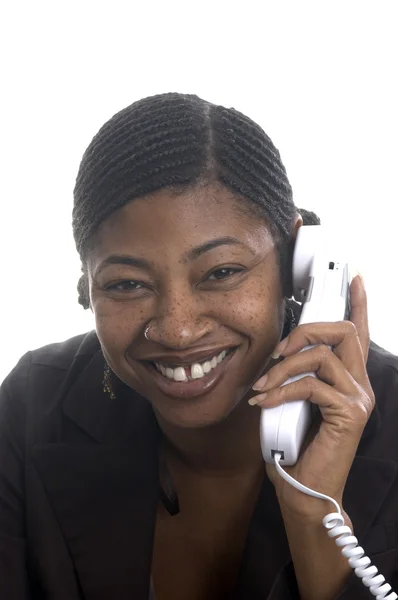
[154,348,232,382]
[142,348,237,399]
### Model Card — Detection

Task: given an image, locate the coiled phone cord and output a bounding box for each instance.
[273,453,397,599]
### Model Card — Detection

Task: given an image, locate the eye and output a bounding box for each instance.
[105,280,144,292]
[207,267,244,281]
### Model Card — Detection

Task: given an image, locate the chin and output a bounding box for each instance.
[151,394,242,430]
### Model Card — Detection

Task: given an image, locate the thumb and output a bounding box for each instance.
[349,274,370,363]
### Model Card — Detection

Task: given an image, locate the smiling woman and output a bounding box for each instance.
[1,93,398,600]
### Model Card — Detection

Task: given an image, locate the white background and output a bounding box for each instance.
[1,1,397,383]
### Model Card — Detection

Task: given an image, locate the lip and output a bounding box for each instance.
[141,348,237,399]
[141,346,235,368]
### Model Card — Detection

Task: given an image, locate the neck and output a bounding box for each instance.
[155,393,265,477]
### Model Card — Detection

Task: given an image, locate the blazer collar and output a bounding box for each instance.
[59,330,158,445]
[31,332,161,599]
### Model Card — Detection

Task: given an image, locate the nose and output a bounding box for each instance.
[148,286,215,349]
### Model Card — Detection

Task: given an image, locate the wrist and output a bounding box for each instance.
[279,494,343,520]
[280,503,353,542]
[278,495,346,526]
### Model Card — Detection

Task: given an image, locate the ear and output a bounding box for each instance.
[282,213,303,298]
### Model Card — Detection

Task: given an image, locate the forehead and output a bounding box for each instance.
[89,184,273,262]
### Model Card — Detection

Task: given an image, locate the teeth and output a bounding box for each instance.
[155,349,230,382]
[217,351,226,363]
[191,363,204,379]
[174,367,187,382]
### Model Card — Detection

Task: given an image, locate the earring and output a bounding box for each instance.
[103,362,116,400]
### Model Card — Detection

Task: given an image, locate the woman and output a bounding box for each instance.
[1,93,397,600]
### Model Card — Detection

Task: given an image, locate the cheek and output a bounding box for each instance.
[219,276,283,338]
[219,281,284,388]
[93,301,144,356]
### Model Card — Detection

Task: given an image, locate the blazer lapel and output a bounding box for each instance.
[31,339,161,600]
[234,473,291,600]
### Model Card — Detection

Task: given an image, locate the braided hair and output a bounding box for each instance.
[73,93,320,309]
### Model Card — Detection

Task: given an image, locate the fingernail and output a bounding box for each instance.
[252,374,268,391]
[350,266,362,283]
[248,393,267,406]
[272,336,289,360]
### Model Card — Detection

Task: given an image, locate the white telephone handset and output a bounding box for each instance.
[260,225,351,466]
[260,228,398,598]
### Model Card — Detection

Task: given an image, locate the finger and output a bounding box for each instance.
[249,376,372,428]
[252,344,360,396]
[271,321,369,386]
[349,274,370,363]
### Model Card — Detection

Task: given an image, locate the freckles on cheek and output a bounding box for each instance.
[93,304,137,353]
[228,281,280,334]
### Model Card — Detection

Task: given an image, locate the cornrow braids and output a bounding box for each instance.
[73,92,320,309]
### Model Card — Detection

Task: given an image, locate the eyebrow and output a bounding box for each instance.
[94,236,249,276]
[184,236,247,262]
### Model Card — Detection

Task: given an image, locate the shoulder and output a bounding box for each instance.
[360,340,398,458]
[1,330,100,405]
[367,339,398,373]
[29,329,100,370]
[367,340,398,414]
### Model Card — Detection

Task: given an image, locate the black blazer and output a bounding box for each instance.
[1,330,398,600]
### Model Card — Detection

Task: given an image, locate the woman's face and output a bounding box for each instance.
[88,184,297,428]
